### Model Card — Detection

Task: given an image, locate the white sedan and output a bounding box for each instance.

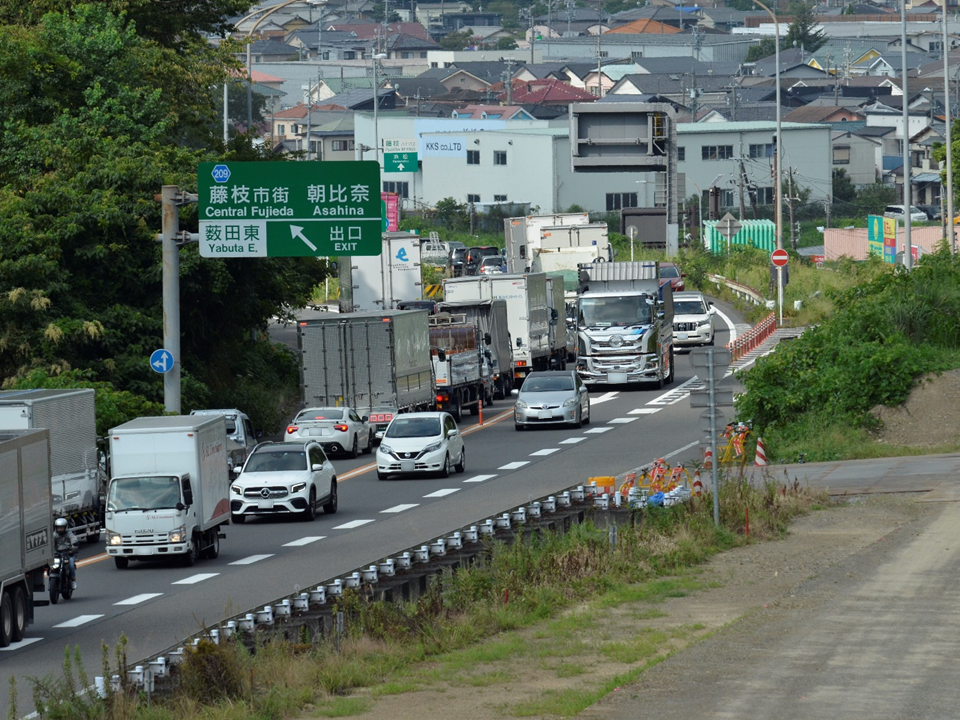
[284,406,373,458]
[376,412,465,479]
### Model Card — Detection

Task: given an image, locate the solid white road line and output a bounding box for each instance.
[282,536,327,546]
[588,391,620,405]
[114,593,163,606]
[381,504,419,513]
[228,554,274,566]
[608,417,637,424]
[530,448,560,456]
[629,408,660,415]
[463,474,497,483]
[172,573,219,585]
[54,615,104,628]
[560,437,587,444]
[423,488,460,498]
[331,519,376,530]
[584,427,614,434]
[0,637,43,651]
[498,461,531,470]
[713,307,737,342]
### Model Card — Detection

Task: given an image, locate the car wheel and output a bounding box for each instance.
[114,557,129,570]
[583,406,591,425]
[454,447,465,473]
[11,587,27,642]
[323,478,338,514]
[348,434,359,459]
[363,432,374,454]
[232,513,246,524]
[572,408,583,428]
[303,487,317,521]
[439,453,451,478]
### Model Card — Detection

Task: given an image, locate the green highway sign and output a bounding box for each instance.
[198,161,382,257]
[383,138,417,174]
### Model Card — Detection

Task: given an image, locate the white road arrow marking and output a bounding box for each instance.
[290,225,318,252]
[588,392,619,405]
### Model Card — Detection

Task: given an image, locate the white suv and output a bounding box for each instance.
[672,292,716,347]
[884,205,927,223]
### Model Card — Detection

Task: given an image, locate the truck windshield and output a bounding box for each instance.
[579,297,652,327]
[108,476,181,511]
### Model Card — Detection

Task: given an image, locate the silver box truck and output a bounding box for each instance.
[504,213,590,273]
[437,297,514,398]
[0,429,54,647]
[339,233,423,313]
[0,389,101,543]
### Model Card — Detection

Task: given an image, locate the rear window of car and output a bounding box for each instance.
[297,408,344,421]
[386,417,441,438]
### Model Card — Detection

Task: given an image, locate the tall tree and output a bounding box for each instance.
[782,2,826,53]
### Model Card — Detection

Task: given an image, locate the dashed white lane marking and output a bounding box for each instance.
[560,437,587,444]
[588,392,619,405]
[114,593,163,606]
[423,488,460,498]
[173,573,219,585]
[530,448,560,456]
[0,637,42,651]
[498,461,531,470]
[332,519,375,530]
[381,504,419,513]
[463,474,497,483]
[608,417,637,424]
[283,536,326,546]
[54,615,104,628]
[229,554,274,565]
[584,427,614,434]
[629,408,660,415]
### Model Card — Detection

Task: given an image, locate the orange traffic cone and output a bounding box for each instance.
[703,446,713,470]
[754,437,768,466]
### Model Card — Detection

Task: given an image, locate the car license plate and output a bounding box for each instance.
[400,461,416,473]
[538,410,553,420]
[677,333,688,341]
[257,499,274,509]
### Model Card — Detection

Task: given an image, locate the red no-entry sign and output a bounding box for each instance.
[771,249,789,267]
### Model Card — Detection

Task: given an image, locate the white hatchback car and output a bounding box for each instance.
[672,292,716,347]
[376,412,465,479]
[284,406,373,458]
[230,441,337,522]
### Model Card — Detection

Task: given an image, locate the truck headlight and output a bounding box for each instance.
[291,482,306,494]
[168,525,187,543]
[107,531,122,546]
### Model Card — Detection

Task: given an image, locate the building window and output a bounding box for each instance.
[677,146,685,161]
[277,124,286,135]
[382,181,409,198]
[833,145,851,165]
[754,187,775,204]
[494,194,507,201]
[493,150,507,165]
[467,194,481,203]
[631,50,643,59]
[332,140,355,151]
[702,145,734,161]
[606,192,638,211]
[467,150,480,165]
[401,51,413,59]
[421,52,428,58]
[749,143,774,159]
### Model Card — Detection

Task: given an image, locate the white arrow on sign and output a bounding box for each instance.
[152,352,171,372]
[396,163,405,171]
[290,225,318,252]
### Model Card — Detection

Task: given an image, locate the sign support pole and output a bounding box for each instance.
[161,185,181,414]
[708,348,720,527]
[777,266,783,325]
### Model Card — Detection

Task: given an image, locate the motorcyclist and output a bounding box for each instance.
[53,518,78,590]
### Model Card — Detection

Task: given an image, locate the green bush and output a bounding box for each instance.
[178,638,247,704]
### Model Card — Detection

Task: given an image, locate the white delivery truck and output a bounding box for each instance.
[0,429,54,647]
[0,389,102,543]
[443,273,551,383]
[504,213,590,273]
[339,232,423,312]
[105,416,230,569]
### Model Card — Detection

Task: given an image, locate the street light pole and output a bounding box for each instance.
[943,1,955,251]
[752,0,781,251]
[372,53,387,162]
[901,0,912,269]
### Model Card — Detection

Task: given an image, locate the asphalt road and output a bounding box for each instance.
[0,305,743,716]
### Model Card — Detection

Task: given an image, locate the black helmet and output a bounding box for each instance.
[55,518,68,535]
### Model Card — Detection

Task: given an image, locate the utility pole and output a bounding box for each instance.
[738,159,747,220]
[788,166,797,250]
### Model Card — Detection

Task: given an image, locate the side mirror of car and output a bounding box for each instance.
[511,388,519,396]
[361,415,369,422]
[231,466,242,477]
[312,463,324,471]
[447,429,459,437]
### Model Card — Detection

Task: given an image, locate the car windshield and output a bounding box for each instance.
[660,266,680,278]
[107,476,181,512]
[523,376,575,392]
[674,300,707,315]
[579,297,652,327]
[297,408,344,421]
[245,449,308,472]
[386,417,441,438]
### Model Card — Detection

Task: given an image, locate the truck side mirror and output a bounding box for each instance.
[436,349,446,362]
[484,332,492,345]
[176,502,185,512]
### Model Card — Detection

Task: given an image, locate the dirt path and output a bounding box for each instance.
[319,496,933,719]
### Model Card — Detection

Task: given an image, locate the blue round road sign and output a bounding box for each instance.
[149,349,174,374]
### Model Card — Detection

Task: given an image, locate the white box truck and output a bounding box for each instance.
[442,273,551,382]
[339,232,422,312]
[504,213,590,273]
[0,389,102,543]
[105,416,230,569]
[0,429,54,647]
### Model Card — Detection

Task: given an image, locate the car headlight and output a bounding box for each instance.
[107,531,122,546]
[698,319,711,327]
[379,443,393,455]
[515,400,527,409]
[562,396,578,407]
[291,482,306,494]
[167,525,187,543]
[422,441,442,454]
[231,484,242,495]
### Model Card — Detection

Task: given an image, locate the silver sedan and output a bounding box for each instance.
[514,371,591,430]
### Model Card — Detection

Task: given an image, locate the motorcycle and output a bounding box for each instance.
[48,551,75,604]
